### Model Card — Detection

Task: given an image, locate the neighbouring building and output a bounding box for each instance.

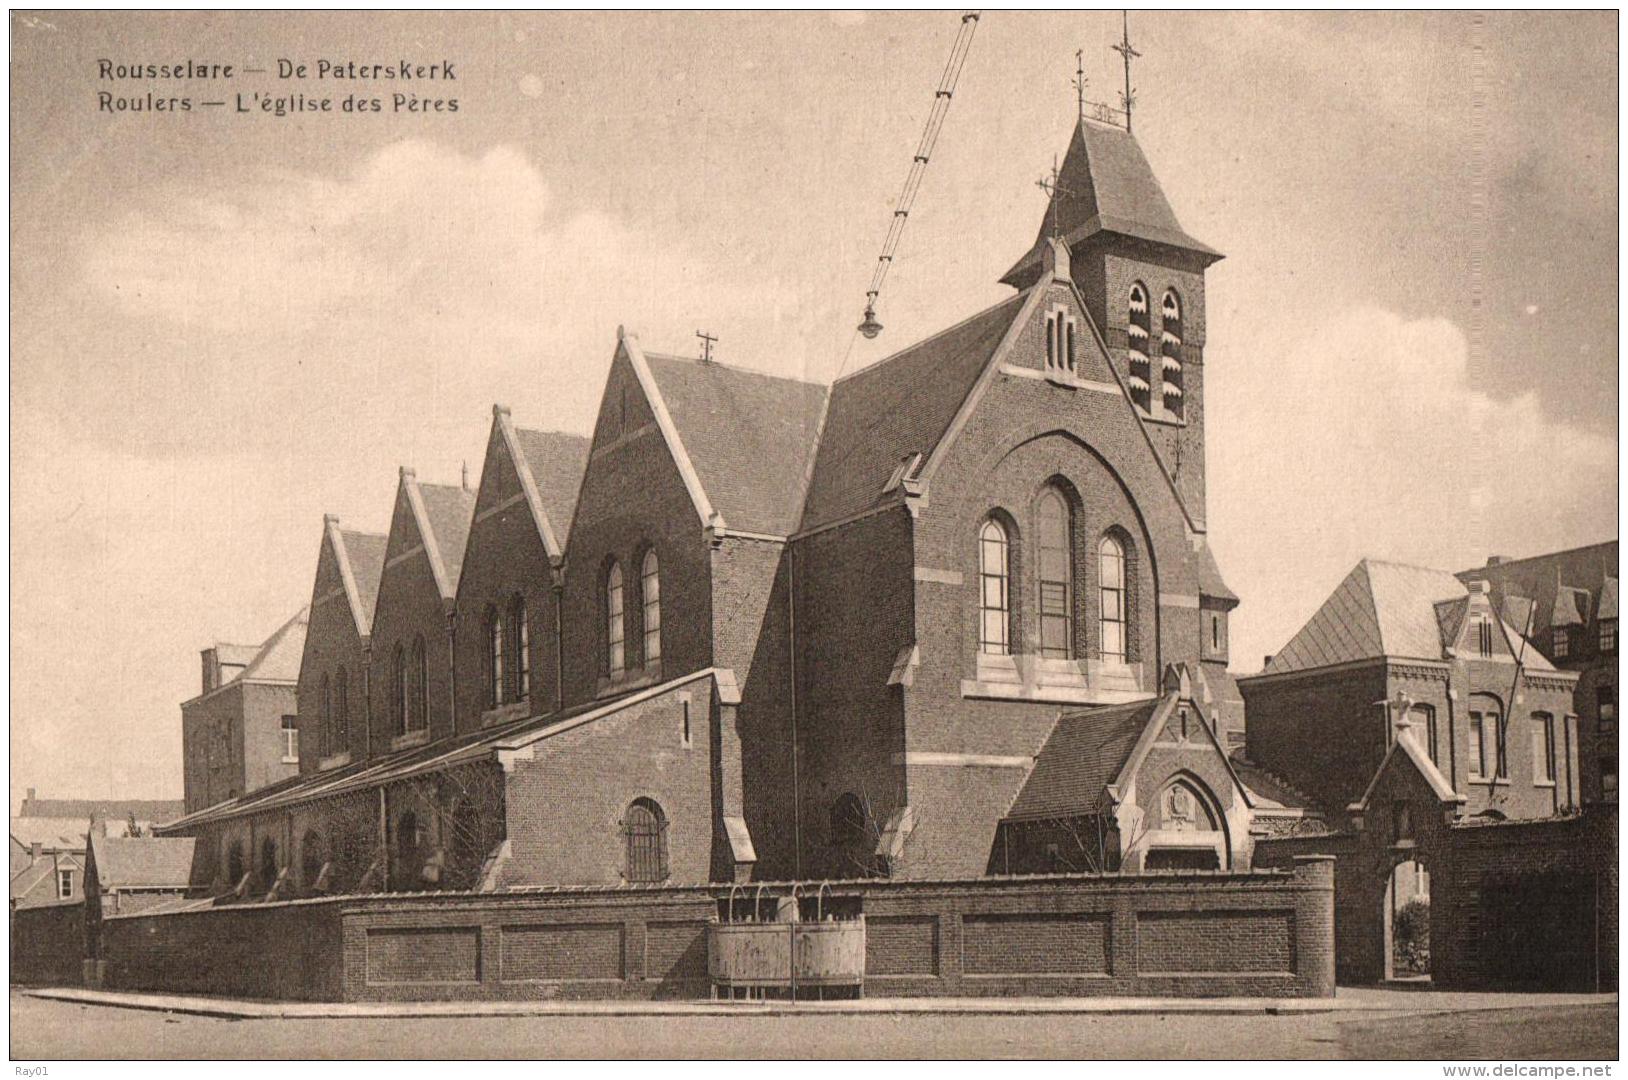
[1456,541,1618,804]
[11,793,185,909]
[181,609,308,813]
[161,114,1260,895]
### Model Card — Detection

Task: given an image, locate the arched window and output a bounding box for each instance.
[259,837,279,889]
[606,561,626,676]
[1099,535,1127,663]
[300,830,324,889]
[1468,693,1505,780]
[412,634,429,732]
[641,549,662,668]
[978,518,1011,655]
[1161,289,1184,418]
[334,666,348,749]
[1037,489,1073,659]
[1045,306,1078,375]
[487,605,505,707]
[392,643,407,735]
[623,798,668,882]
[1127,282,1152,412]
[320,674,332,756]
[511,594,530,700]
[1531,712,1556,784]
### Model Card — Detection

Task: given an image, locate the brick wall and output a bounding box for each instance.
[86,859,1332,1001]
[10,900,85,986]
[369,480,457,756]
[296,527,370,772]
[1243,662,1391,816]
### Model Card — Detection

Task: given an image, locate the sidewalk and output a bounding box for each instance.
[24,985,1617,1021]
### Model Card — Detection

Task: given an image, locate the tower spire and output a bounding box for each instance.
[1111,10,1141,133]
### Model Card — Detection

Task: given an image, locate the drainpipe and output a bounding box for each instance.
[378,787,388,888]
[552,566,566,715]
[362,641,374,760]
[446,608,458,737]
[1444,672,1459,793]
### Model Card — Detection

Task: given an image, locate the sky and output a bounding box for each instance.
[9,11,1619,802]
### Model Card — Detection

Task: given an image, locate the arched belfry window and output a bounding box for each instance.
[1127,283,1153,412]
[623,798,668,882]
[511,594,530,700]
[641,549,662,668]
[1099,534,1128,664]
[1037,489,1073,659]
[606,561,626,676]
[978,518,1011,655]
[486,605,505,707]
[1045,305,1078,376]
[1161,289,1184,418]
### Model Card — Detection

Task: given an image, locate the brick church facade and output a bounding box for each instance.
[160,118,1262,893]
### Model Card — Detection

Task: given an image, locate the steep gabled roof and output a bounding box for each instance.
[333,526,387,634]
[88,835,195,890]
[236,607,307,684]
[511,426,592,553]
[637,351,828,537]
[800,294,1026,532]
[1262,558,1556,677]
[1002,120,1221,288]
[1552,585,1591,628]
[1003,698,1160,821]
[399,472,477,600]
[15,799,184,826]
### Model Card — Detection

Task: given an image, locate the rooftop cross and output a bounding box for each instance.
[1111,10,1141,132]
[1035,154,1077,238]
[696,330,717,363]
[1073,48,1087,124]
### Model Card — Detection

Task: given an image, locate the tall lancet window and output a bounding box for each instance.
[1127,283,1153,412]
[487,606,505,707]
[1037,490,1073,659]
[978,518,1011,655]
[606,561,626,676]
[641,549,662,668]
[511,595,529,700]
[1099,535,1127,664]
[1161,289,1184,418]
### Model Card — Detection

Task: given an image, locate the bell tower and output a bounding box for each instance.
[1000,116,1223,527]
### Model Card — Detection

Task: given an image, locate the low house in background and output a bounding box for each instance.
[181,609,309,813]
[1456,541,1618,804]
[10,793,185,910]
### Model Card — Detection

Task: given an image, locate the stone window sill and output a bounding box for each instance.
[281,755,299,765]
[391,730,430,752]
[1136,406,1188,428]
[961,653,1149,707]
[596,666,661,700]
[318,751,352,772]
[481,701,532,728]
[1534,779,1557,789]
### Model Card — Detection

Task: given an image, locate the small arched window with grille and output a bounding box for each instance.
[606,561,626,676]
[1044,305,1077,376]
[487,605,505,707]
[641,549,662,669]
[978,518,1011,655]
[1099,534,1128,663]
[1036,489,1073,659]
[1161,290,1184,418]
[511,594,530,700]
[1127,283,1153,412]
[623,798,668,882]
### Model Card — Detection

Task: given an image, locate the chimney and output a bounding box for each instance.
[30,841,40,862]
[1263,654,1274,670]
[26,787,35,803]
[1486,556,1509,567]
[200,647,220,694]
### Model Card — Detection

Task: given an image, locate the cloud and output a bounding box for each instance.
[1208,305,1616,673]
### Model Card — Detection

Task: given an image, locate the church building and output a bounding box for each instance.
[159,116,1259,892]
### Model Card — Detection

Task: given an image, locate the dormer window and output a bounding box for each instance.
[1045,306,1077,376]
[1602,619,1617,654]
[1161,290,1184,419]
[1127,283,1152,412]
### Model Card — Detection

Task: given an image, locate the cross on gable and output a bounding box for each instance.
[696,330,717,363]
[1035,155,1077,238]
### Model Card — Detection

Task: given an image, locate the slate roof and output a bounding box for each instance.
[513,428,592,548]
[1002,120,1221,288]
[800,294,1025,532]
[1456,540,1619,647]
[9,818,90,851]
[89,835,196,890]
[1602,577,1619,621]
[415,481,477,595]
[641,353,828,536]
[1262,558,1554,677]
[237,608,307,683]
[337,529,387,632]
[1552,585,1591,628]
[1195,542,1238,605]
[1004,699,1160,821]
[15,799,184,826]
[1227,754,1314,811]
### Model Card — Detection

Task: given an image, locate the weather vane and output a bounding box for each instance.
[1112,10,1141,132]
[1073,48,1087,123]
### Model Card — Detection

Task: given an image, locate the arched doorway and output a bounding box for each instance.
[1142,774,1228,870]
[1383,857,1432,981]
